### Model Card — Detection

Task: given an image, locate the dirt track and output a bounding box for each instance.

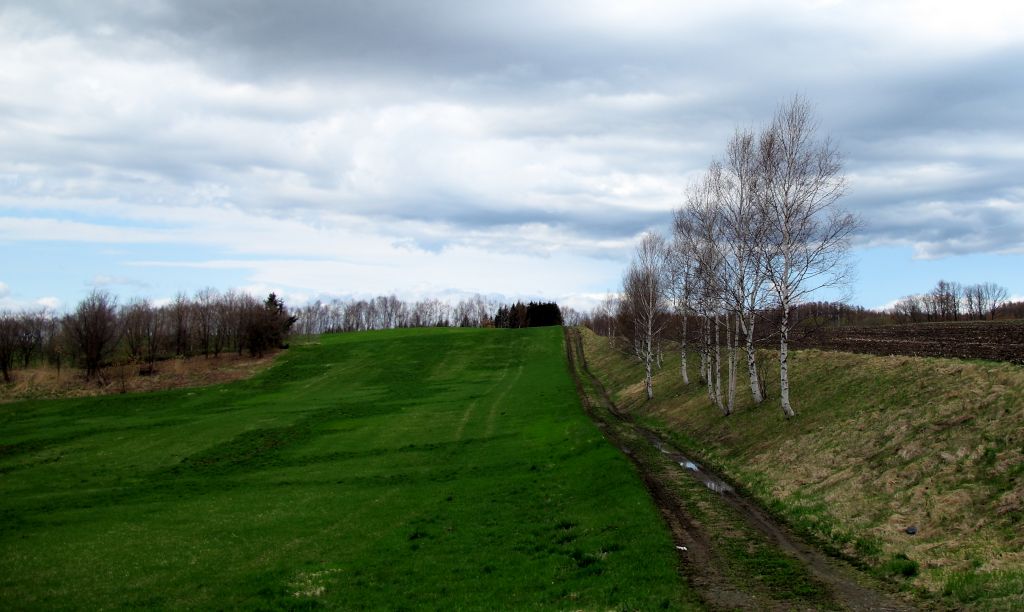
[565,327,918,611]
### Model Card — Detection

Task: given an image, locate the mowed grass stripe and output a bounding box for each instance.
[1,327,693,610]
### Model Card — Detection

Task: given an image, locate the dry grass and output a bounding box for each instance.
[581,329,1024,607]
[0,351,280,403]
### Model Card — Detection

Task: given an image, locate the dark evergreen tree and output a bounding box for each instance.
[525,302,562,327]
[245,293,297,357]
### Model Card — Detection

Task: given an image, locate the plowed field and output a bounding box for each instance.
[791,320,1024,364]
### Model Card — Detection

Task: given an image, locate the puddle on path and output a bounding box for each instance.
[645,431,734,494]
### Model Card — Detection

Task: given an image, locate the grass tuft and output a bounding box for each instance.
[943,569,1024,606]
[879,553,919,578]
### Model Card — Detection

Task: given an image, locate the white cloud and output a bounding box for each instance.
[129,243,622,307]
[1,1,1023,309]
[873,298,902,312]
[848,162,985,197]
[0,283,60,312]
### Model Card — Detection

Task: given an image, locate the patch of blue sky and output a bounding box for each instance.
[0,241,261,310]
[850,246,1024,308]
[3,205,189,230]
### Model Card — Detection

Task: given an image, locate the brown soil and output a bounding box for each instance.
[565,328,918,611]
[0,351,280,403]
[791,320,1024,364]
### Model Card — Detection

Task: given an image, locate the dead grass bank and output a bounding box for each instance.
[580,328,1024,610]
[0,351,280,403]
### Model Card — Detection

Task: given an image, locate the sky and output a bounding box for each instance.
[2,0,1023,313]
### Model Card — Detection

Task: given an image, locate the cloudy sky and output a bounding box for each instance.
[2,0,1023,312]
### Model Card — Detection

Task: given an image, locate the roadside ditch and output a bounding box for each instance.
[564,327,918,611]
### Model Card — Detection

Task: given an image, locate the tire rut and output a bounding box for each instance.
[564,327,917,611]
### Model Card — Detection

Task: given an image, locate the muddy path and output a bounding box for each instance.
[564,328,918,611]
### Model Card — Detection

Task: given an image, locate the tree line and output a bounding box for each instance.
[891,280,1010,323]
[292,295,569,335]
[1,289,576,384]
[0,289,295,383]
[603,96,858,418]
[583,290,1020,339]
[738,284,1015,331]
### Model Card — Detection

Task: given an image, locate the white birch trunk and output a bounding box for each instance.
[702,316,714,402]
[727,312,738,413]
[706,358,714,401]
[779,300,795,417]
[703,353,710,387]
[645,301,655,400]
[742,311,763,404]
[714,313,725,414]
[645,348,654,400]
[700,317,709,386]
[680,312,690,384]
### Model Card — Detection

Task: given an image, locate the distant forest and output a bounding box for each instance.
[581,278,1021,340]
[0,290,570,383]
[0,290,295,382]
[290,295,572,334]
[1,273,1020,386]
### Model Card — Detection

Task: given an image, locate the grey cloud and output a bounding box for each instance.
[4,0,1024,264]
[838,48,1024,139]
[17,1,843,97]
[858,196,1024,258]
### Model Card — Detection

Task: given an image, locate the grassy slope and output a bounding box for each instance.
[580,328,1024,610]
[568,330,842,609]
[0,327,694,610]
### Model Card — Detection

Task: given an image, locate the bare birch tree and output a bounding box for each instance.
[720,128,768,405]
[757,96,857,418]
[675,168,730,414]
[599,293,619,339]
[622,233,669,400]
[665,230,692,385]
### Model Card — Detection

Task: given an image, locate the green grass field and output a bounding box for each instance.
[0,327,692,610]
